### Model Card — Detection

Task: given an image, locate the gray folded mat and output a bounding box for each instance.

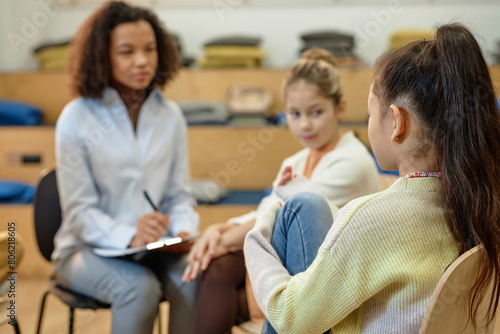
[178,101,229,125]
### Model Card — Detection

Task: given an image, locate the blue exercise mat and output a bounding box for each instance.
[0,100,43,125]
[217,189,270,205]
[0,180,36,204]
[371,151,399,177]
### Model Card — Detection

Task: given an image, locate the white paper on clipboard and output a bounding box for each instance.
[93,235,198,257]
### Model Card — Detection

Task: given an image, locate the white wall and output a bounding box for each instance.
[1,0,499,71]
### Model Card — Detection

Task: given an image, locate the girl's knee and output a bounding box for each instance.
[284,192,330,214]
[277,192,333,236]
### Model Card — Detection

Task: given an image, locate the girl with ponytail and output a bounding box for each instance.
[183,48,380,334]
[245,23,500,333]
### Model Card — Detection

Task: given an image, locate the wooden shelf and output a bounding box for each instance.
[0,67,374,124]
[1,66,497,125]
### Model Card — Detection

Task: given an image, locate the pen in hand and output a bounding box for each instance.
[140,189,169,235]
[129,192,169,248]
[143,190,170,229]
[143,190,160,212]
[141,190,191,253]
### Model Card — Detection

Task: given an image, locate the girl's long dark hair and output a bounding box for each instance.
[373,23,500,326]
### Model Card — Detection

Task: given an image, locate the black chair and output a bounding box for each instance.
[33,169,166,333]
[33,169,111,334]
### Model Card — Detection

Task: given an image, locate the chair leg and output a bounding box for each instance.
[36,290,51,334]
[158,301,168,334]
[69,308,74,334]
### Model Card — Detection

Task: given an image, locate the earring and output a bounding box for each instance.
[396,136,399,141]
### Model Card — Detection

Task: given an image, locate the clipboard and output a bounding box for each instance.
[93,235,198,257]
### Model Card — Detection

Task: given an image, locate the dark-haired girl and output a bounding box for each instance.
[245,23,500,333]
[52,2,198,333]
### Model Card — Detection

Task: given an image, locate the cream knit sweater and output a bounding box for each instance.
[244,177,458,334]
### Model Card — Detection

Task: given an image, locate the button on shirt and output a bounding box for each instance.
[53,87,198,260]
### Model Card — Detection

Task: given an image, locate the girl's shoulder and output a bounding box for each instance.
[321,177,443,249]
[321,132,377,171]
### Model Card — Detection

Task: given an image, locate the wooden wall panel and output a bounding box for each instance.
[0,126,56,184]
[490,65,500,97]
[196,205,257,229]
[0,205,53,278]
[340,68,373,122]
[187,126,302,189]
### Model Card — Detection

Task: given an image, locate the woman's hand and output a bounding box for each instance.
[181,225,230,282]
[129,212,169,248]
[277,166,295,186]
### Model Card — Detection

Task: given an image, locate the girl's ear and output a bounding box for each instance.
[389,104,407,142]
[335,98,347,120]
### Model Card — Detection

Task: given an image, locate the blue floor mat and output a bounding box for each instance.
[217,190,268,205]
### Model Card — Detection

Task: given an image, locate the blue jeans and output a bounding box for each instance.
[262,192,334,334]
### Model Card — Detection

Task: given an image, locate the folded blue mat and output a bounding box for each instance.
[0,100,43,125]
[0,180,36,204]
[218,187,272,205]
[217,190,268,205]
[371,151,399,177]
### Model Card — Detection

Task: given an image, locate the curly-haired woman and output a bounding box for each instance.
[52,2,199,333]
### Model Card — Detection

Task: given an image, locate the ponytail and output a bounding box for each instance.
[435,24,500,326]
[373,23,500,327]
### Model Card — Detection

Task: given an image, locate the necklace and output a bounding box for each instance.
[406,172,442,179]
